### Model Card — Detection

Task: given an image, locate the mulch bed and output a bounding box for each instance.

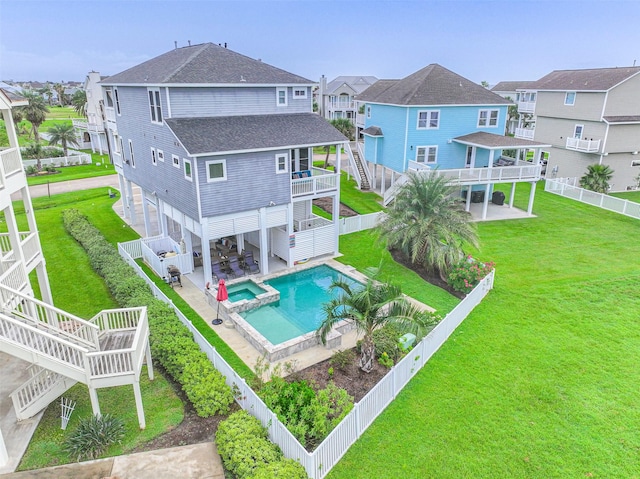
[313,198,358,217]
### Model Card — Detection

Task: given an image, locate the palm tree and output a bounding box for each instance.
[329,118,355,141]
[47,123,79,156]
[579,164,614,194]
[20,90,48,142]
[71,90,87,117]
[317,277,434,373]
[25,141,44,171]
[378,171,479,280]
[53,83,67,106]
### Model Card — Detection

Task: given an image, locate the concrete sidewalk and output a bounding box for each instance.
[1,443,224,479]
[24,175,119,199]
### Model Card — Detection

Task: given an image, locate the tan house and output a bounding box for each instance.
[515,66,640,191]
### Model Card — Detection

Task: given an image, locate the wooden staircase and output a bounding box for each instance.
[352,151,370,190]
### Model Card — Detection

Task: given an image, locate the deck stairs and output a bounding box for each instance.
[346,144,371,191]
[382,173,409,206]
[0,284,147,421]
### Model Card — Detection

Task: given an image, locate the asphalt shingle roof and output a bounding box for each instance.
[101,43,312,85]
[325,76,379,95]
[165,113,348,155]
[491,81,536,92]
[528,67,640,91]
[354,64,510,106]
[454,132,551,149]
[603,115,640,123]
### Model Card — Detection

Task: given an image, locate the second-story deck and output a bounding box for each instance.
[515,127,535,140]
[291,167,338,198]
[566,137,601,153]
[408,159,542,186]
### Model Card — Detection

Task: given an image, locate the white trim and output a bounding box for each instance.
[276,87,287,107]
[416,145,438,164]
[157,149,164,162]
[477,109,499,128]
[573,124,584,138]
[292,87,307,99]
[564,91,576,106]
[128,139,135,167]
[205,158,227,182]
[150,147,157,166]
[275,153,288,174]
[184,158,193,181]
[172,154,180,168]
[147,87,163,124]
[417,110,440,129]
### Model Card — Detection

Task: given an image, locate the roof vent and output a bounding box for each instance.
[240,75,246,82]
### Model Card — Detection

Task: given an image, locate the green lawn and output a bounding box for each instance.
[329,182,640,478]
[26,152,115,186]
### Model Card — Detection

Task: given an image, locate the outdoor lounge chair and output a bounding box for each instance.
[228,256,245,278]
[211,261,229,281]
[243,250,260,274]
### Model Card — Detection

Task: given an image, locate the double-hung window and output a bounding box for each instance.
[150,147,157,166]
[128,140,135,167]
[417,110,439,129]
[206,159,226,182]
[478,109,499,127]
[416,146,437,164]
[172,154,180,168]
[275,153,288,174]
[565,92,576,106]
[184,158,192,181]
[276,88,287,106]
[148,88,163,124]
[114,88,121,115]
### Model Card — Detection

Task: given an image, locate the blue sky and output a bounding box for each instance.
[1,0,639,85]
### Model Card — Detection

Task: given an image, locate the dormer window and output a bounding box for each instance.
[148,88,163,124]
[277,88,287,106]
[565,92,576,106]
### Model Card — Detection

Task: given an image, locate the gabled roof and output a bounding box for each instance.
[528,66,640,92]
[0,87,27,107]
[491,81,536,92]
[355,80,398,100]
[165,113,347,156]
[355,64,510,106]
[326,76,379,95]
[101,43,312,85]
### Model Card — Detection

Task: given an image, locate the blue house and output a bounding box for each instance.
[353,64,550,218]
[101,43,348,284]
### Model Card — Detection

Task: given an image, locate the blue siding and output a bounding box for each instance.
[363,102,509,172]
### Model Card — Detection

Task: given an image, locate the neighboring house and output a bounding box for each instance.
[491,81,535,135]
[355,64,550,218]
[101,43,348,284]
[73,71,109,154]
[514,66,640,191]
[0,89,151,470]
[318,75,378,123]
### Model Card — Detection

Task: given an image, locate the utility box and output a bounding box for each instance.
[399,333,416,351]
[471,191,485,203]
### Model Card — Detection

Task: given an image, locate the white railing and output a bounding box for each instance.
[72,118,104,132]
[139,236,194,278]
[355,141,373,187]
[118,242,494,478]
[515,127,535,140]
[407,160,431,171]
[431,163,541,185]
[566,137,601,153]
[545,178,640,219]
[339,212,384,235]
[9,368,77,420]
[20,232,41,265]
[518,100,536,113]
[0,146,22,178]
[119,238,144,259]
[291,169,338,197]
[294,215,332,232]
[91,307,144,332]
[383,174,409,206]
[0,261,29,292]
[22,153,91,169]
[328,99,355,109]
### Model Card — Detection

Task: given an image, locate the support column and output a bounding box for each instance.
[259,208,269,275]
[157,200,167,237]
[527,181,536,215]
[88,387,101,417]
[35,264,53,304]
[381,166,386,195]
[334,147,342,255]
[133,382,146,429]
[509,183,516,208]
[145,342,154,380]
[126,180,137,225]
[482,184,490,220]
[286,203,294,268]
[96,133,104,155]
[465,188,472,212]
[0,428,8,469]
[201,219,213,287]
[118,173,127,218]
[141,194,151,237]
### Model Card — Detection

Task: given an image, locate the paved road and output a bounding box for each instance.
[25,174,120,199]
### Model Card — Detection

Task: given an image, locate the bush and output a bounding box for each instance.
[372,323,406,363]
[249,458,309,479]
[64,414,124,461]
[329,349,356,372]
[62,209,234,417]
[447,256,495,294]
[24,165,37,175]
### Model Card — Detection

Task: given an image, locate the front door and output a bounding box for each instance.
[290,148,311,172]
[465,146,474,168]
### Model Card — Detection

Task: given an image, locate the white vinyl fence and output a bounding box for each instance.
[545,178,640,219]
[118,242,494,478]
[339,212,384,235]
[22,153,91,169]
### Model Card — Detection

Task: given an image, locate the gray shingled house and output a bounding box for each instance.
[101,43,348,283]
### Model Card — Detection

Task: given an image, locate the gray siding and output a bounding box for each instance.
[605,124,640,153]
[534,116,606,147]
[115,86,200,220]
[169,86,311,118]
[198,150,291,217]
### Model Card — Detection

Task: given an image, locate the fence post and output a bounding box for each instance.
[599,194,604,207]
[623,200,628,216]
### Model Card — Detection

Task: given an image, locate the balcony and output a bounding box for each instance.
[518,101,536,114]
[72,118,104,133]
[431,160,542,186]
[291,167,338,197]
[328,99,355,110]
[515,128,535,140]
[566,137,601,153]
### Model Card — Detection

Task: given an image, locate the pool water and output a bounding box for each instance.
[239,265,361,345]
[226,281,267,303]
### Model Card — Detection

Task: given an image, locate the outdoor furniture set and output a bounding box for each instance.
[211,250,260,281]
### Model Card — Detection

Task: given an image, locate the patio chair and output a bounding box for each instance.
[228,256,245,278]
[211,261,229,281]
[243,250,260,274]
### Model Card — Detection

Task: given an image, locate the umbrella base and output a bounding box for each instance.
[212,318,223,325]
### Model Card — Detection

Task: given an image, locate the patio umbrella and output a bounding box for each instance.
[212,279,227,325]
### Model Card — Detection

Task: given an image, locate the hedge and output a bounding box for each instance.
[62,208,234,417]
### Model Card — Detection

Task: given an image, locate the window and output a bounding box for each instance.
[573,124,584,139]
[128,140,135,167]
[157,149,164,162]
[366,106,371,119]
[275,153,288,174]
[416,146,437,164]
[206,159,226,182]
[150,147,157,166]
[293,88,307,99]
[148,88,163,123]
[565,92,576,106]
[172,154,180,168]
[478,109,499,127]
[113,134,121,154]
[632,160,640,167]
[276,88,287,106]
[184,158,192,181]
[114,88,121,115]
[104,88,114,108]
[417,110,439,129]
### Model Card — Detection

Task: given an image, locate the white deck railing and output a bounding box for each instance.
[138,235,194,277]
[339,212,384,235]
[0,261,29,293]
[518,100,536,113]
[432,163,541,185]
[0,146,22,179]
[22,153,91,169]
[566,137,601,153]
[9,368,76,420]
[291,168,338,197]
[294,215,332,232]
[21,232,41,265]
[515,127,535,140]
[118,242,494,478]
[72,118,104,132]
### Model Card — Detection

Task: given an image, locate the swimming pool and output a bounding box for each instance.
[226,281,268,303]
[239,265,361,345]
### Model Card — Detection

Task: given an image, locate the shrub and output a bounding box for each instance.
[182,354,234,416]
[249,458,309,479]
[24,165,37,175]
[378,352,394,368]
[447,255,495,294]
[372,323,405,363]
[64,414,124,461]
[329,348,356,372]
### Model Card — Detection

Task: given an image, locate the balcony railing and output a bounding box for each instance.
[0,146,23,178]
[73,118,104,132]
[518,101,536,113]
[328,100,355,109]
[291,167,338,197]
[294,215,332,232]
[515,128,535,140]
[431,162,542,186]
[566,137,601,153]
